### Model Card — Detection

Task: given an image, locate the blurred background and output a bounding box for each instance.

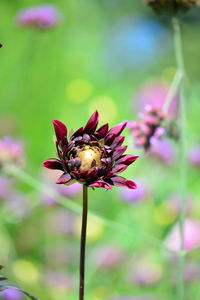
[1,1,200,299]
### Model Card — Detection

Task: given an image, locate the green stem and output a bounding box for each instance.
[5,165,176,254]
[163,70,183,114]
[172,17,187,300]
[79,185,88,300]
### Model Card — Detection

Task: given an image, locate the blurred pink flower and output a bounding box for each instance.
[46,208,76,235]
[184,263,200,282]
[92,244,124,269]
[44,271,72,290]
[0,176,13,199]
[148,138,176,165]
[134,80,177,116]
[58,182,82,198]
[189,145,200,167]
[16,5,60,29]
[165,218,200,251]
[0,136,25,168]
[128,105,165,151]
[120,179,149,204]
[127,260,163,286]
[109,295,158,300]
[166,192,194,216]
[41,169,81,206]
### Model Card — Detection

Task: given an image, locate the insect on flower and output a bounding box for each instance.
[43,111,138,189]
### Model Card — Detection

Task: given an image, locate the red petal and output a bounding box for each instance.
[53,120,67,142]
[97,123,109,138]
[112,164,127,174]
[56,173,71,184]
[88,179,112,190]
[116,155,139,165]
[112,146,128,160]
[107,122,127,137]
[42,158,63,170]
[72,127,84,138]
[110,136,125,148]
[110,176,137,189]
[84,111,99,133]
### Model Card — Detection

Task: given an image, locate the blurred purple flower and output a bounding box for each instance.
[148,138,176,165]
[134,80,177,116]
[128,105,165,151]
[41,169,81,206]
[189,145,200,167]
[0,137,25,168]
[44,271,72,290]
[0,288,22,300]
[184,263,200,282]
[92,244,124,269]
[6,192,31,219]
[165,218,200,251]
[109,295,158,300]
[166,192,194,216]
[127,260,163,286]
[46,209,76,235]
[120,179,149,204]
[0,176,13,199]
[16,5,60,29]
[57,182,82,198]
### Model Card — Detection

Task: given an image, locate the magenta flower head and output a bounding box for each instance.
[128,105,165,151]
[43,111,138,189]
[16,5,60,29]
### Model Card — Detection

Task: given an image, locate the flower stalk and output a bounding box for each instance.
[172,17,187,300]
[79,185,88,300]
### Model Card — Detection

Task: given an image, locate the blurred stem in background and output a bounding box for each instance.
[79,185,88,300]
[172,17,187,300]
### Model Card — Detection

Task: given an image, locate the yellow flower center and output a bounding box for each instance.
[77,145,102,172]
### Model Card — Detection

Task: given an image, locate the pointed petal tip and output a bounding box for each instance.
[52,119,67,142]
[107,121,127,138]
[126,180,137,189]
[84,110,99,133]
[42,158,63,170]
[56,173,71,184]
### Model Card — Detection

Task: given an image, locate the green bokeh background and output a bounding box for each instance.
[1,1,200,300]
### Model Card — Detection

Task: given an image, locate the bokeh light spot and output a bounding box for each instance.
[13,259,40,283]
[75,215,104,242]
[153,203,176,226]
[66,79,93,103]
[89,96,117,123]
[161,67,176,82]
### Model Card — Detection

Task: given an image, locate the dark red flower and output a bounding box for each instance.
[43,111,138,190]
[144,0,198,15]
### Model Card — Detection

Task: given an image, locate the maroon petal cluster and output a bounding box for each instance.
[144,0,198,15]
[43,111,138,190]
[128,105,165,151]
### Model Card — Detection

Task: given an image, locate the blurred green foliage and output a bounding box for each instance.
[1,1,200,300]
